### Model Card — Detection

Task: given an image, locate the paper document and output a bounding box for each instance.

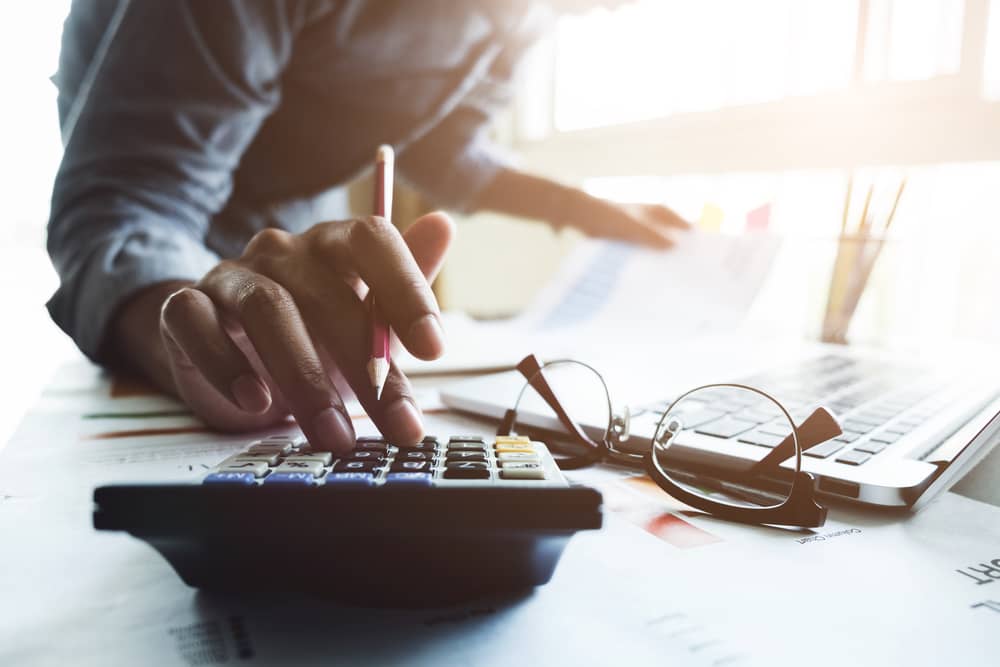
[398,230,780,374]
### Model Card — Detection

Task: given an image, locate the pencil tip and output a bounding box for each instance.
[375,384,383,401]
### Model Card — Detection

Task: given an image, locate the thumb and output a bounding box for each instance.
[403,211,455,282]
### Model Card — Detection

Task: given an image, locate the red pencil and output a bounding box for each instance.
[367,145,393,400]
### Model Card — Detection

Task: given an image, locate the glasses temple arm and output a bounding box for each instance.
[746,407,843,479]
[497,355,604,454]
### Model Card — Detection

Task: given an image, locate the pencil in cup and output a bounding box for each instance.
[821,233,887,344]
[366,145,394,400]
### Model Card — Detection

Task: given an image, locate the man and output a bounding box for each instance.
[48,1,687,453]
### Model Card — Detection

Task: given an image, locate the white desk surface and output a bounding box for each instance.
[1,353,999,666]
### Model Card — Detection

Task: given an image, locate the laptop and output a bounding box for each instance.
[440,345,1000,509]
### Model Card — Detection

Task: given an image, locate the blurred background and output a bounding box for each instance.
[4,0,1000,442]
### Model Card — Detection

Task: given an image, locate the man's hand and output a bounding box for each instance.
[562,198,690,249]
[472,167,690,248]
[110,212,455,454]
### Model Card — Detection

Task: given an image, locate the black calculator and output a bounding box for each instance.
[93,434,603,606]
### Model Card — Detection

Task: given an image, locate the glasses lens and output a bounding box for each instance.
[511,360,613,448]
[650,385,799,510]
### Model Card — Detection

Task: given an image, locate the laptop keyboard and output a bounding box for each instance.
[635,355,943,466]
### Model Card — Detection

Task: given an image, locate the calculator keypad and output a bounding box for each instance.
[203,433,565,487]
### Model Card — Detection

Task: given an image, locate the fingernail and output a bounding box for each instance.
[406,314,445,358]
[230,374,271,414]
[385,398,423,443]
[312,407,355,453]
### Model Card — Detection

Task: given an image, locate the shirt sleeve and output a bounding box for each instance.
[397,8,548,213]
[47,1,308,360]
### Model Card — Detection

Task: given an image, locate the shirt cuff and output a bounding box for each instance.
[47,225,220,361]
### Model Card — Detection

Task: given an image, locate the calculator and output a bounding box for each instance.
[93,434,603,606]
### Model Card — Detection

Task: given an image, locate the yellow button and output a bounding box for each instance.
[495,435,530,445]
[496,444,536,453]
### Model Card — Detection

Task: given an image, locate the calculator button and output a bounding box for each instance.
[345,451,384,462]
[449,435,485,444]
[325,472,376,486]
[390,460,433,473]
[395,441,437,452]
[356,442,389,453]
[356,436,386,444]
[332,460,379,473]
[286,452,333,465]
[495,436,530,445]
[500,463,546,480]
[445,451,487,462]
[422,436,440,445]
[203,472,257,485]
[248,442,292,455]
[274,460,325,477]
[446,442,486,452]
[385,472,433,486]
[495,443,535,453]
[224,452,281,466]
[395,450,435,461]
[218,461,270,477]
[263,472,316,485]
[496,452,540,463]
[444,461,490,479]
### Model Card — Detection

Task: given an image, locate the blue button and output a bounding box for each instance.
[385,472,433,486]
[203,472,256,485]
[263,472,315,485]
[325,472,375,486]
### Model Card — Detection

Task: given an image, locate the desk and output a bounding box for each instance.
[1,358,998,666]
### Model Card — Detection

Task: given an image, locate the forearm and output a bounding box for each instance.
[470,166,607,228]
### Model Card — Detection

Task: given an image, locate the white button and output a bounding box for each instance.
[497,452,540,463]
[224,452,280,466]
[500,462,546,480]
[217,461,269,477]
[274,460,325,477]
[286,452,333,465]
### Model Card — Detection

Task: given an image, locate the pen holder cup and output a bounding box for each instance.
[821,233,889,345]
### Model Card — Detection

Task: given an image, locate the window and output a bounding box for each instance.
[487,0,1000,345]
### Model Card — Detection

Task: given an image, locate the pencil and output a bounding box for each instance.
[882,177,906,234]
[367,145,394,400]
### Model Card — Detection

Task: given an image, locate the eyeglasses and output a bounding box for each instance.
[497,354,843,528]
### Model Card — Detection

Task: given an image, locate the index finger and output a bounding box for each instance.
[308,217,444,360]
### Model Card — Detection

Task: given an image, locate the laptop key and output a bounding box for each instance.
[803,440,845,459]
[836,450,872,466]
[695,417,754,439]
[842,420,875,434]
[834,432,860,443]
[870,431,903,444]
[854,441,887,454]
[737,431,785,448]
[675,408,727,429]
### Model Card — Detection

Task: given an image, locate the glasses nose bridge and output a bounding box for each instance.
[609,404,631,444]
